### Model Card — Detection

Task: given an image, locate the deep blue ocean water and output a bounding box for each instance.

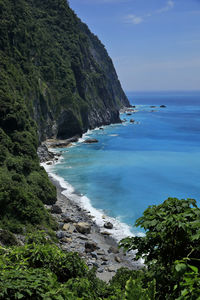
[52,91,200,236]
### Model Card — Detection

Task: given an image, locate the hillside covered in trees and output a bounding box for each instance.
[0,0,129,231]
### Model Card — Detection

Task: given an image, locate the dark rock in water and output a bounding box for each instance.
[126,113,132,116]
[130,119,135,123]
[150,105,156,108]
[160,105,166,108]
[51,205,62,214]
[99,127,104,130]
[108,246,119,254]
[85,241,98,252]
[84,139,99,144]
[104,222,113,229]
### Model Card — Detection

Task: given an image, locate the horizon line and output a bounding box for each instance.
[125,89,200,93]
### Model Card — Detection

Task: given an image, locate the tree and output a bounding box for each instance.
[119,198,200,299]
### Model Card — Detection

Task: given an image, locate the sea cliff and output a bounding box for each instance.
[0,0,129,233]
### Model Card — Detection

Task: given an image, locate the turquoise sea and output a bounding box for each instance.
[49,91,200,239]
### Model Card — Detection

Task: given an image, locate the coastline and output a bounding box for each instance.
[42,121,137,243]
[47,173,142,281]
[39,121,143,281]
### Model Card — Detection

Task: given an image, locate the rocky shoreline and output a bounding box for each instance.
[38,142,143,282]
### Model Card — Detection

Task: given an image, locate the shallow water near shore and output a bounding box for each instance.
[51,91,200,238]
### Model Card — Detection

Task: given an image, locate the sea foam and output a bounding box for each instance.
[42,160,134,242]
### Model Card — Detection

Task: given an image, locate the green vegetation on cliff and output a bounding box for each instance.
[0,0,129,232]
[1,198,200,299]
[0,89,57,232]
[0,0,129,141]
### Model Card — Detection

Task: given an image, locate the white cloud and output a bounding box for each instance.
[156,0,174,14]
[124,1,175,26]
[125,14,144,25]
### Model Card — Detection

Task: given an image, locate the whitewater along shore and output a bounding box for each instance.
[38,142,142,282]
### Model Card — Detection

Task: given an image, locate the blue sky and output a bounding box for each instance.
[69,0,200,91]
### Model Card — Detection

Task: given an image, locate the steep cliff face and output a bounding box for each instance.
[1,0,129,141]
[78,22,130,130]
[34,1,130,139]
[0,0,129,231]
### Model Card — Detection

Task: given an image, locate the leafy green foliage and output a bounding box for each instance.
[0,236,138,300]
[109,267,147,291]
[64,278,95,299]
[174,259,200,300]
[0,235,88,300]
[0,268,58,300]
[124,278,156,300]
[2,244,87,282]
[1,196,200,299]
[0,78,56,232]
[120,198,200,299]
[120,198,200,264]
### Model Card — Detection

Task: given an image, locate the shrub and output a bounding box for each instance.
[27,170,56,205]
[2,243,88,282]
[120,198,200,299]
[0,268,59,300]
[0,242,88,299]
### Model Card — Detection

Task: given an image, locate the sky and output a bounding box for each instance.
[69,0,200,92]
